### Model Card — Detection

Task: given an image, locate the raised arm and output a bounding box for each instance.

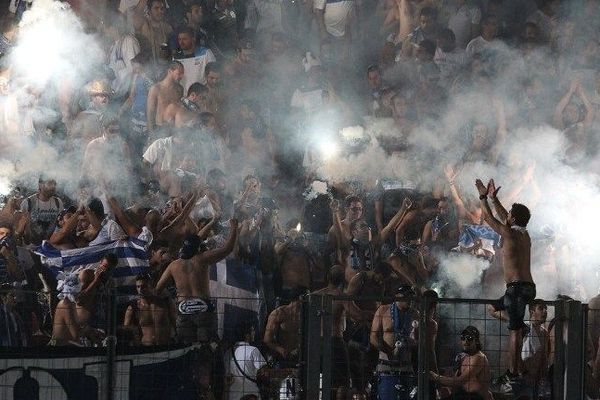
[576,82,595,127]
[107,196,141,237]
[476,179,507,235]
[49,207,82,245]
[155,262,174,295]
[444,164,470,218]
[329,199,349,252]
[487,179,508,222]
[397,0,413,43]
[199,219,238,265]
[553,79,578,130]
[381,197,412,243]
[159,190,200,236]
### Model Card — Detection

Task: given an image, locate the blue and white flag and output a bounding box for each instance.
[34,237,150,293]
[209,257,260,340]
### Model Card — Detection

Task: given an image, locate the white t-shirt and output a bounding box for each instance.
[175,47,217,94]
[448,4,481,48]
[313,0,355,37]
[225,342,267,400]
[143,137,175,171]
[89,218,126,246]
[20,195,64,241]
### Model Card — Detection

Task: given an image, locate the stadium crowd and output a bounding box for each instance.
[1,0,600,399]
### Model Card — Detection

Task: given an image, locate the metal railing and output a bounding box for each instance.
[300,294,586,400]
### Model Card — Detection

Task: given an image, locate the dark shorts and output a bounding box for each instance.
[176,299,218,344]
[492,282,536,330]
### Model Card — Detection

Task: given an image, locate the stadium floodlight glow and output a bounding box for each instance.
[318,139,339,160]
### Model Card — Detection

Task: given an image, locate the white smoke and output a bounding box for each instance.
[10,0,104,88]
[303,180,330,201]
[437,253,491,295]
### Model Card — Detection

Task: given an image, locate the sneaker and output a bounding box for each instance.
[493,372,513,394]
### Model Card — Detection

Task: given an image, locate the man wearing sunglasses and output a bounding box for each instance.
[430,326,493,400]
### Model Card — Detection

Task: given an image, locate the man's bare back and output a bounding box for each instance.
[156,219,238,302]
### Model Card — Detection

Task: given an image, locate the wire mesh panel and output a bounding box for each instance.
[302,294,573,400]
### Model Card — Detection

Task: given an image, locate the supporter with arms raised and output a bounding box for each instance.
[155,218,238,344]
[332,197,412,283]
[476,178,535,384]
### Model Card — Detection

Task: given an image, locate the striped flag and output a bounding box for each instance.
[35,237,150,293]
[209,257,261,340]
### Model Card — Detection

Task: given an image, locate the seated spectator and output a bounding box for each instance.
[430,326,493,400]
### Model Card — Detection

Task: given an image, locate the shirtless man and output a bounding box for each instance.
[332,197,412,283]
[124,273,175,345]
[155,218,238,344]
[146,61,184,136]
[163,82,209,128]
[263,286,305,367]
[51,254,118,345]
[50,273,82,345]
[311,265,367,400]
[274,219,312,300]
[370,285,419,399]
[430,326,493,400]
[327,195,363,254]
[476,178,535,379]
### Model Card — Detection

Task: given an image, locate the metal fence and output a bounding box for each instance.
[300,294,587,400]
[0,287,593,400]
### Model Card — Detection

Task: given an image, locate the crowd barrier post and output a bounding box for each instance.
[563,299,585,400]
[301,293,322,399]
[417,295,430,400]
[105,287,117,400]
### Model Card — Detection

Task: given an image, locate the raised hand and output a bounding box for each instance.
[229,218,239,229]
[444,164,457,183]
[330,198,340,212]
[487,179,501,198]
[475,179,487,196]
